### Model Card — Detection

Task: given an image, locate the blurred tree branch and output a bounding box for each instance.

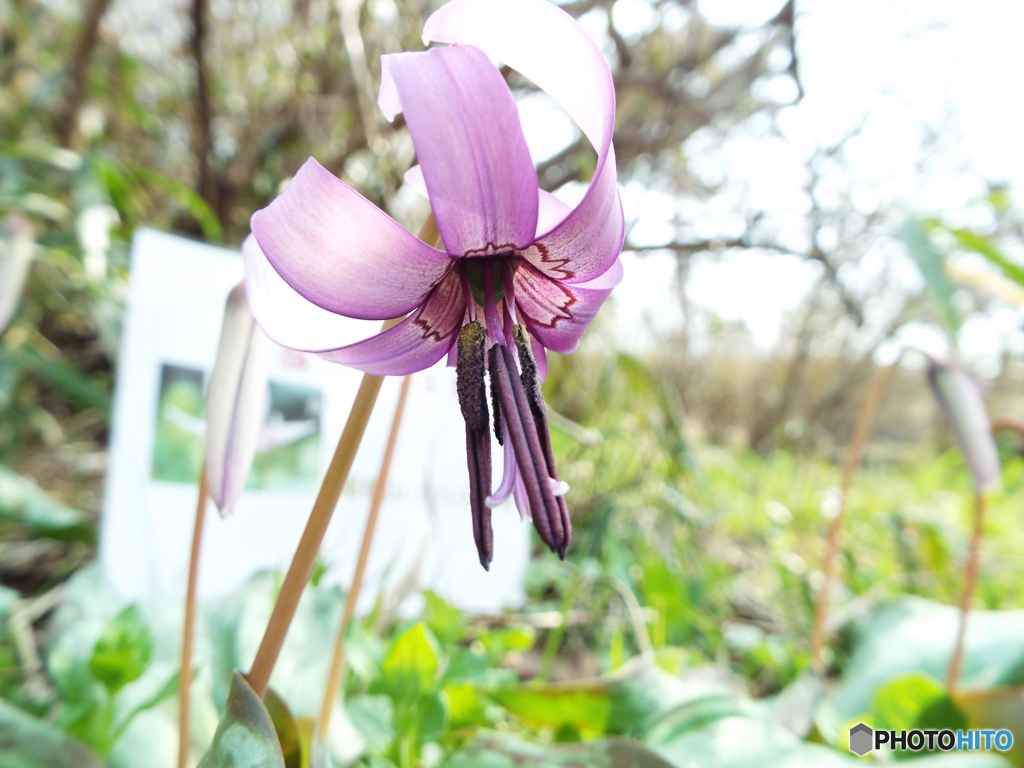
[61,0,114,148]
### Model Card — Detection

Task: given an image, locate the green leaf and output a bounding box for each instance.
[379,623,440,699]
[902,219,960,333]
[822,597,1024,743]
[107,671,180,748]
[129,165,223,243]
[948,228,1024,288]
[870,672,965,734]
[0,347,111,416]
[0,698,107,768]
[197,671,285,768]
[486,660,703,737]
[0,465,94,542]
[422,591,465,647]
[346,695,394,751]
[955,687,1024,767]
[89,605,153,695]
[264,689,301,768]
[447,730,676,768]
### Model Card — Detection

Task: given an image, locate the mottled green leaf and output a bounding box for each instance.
[0,698,107,768]
[0,464,94,542]
[197,672,285,768]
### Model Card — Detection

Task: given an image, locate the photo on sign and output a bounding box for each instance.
[150,361,321,490]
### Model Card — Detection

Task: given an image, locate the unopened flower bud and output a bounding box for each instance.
[926,357,999,491]
[206,269,270,515]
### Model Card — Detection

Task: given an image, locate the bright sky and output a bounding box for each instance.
[526,0,1024,368]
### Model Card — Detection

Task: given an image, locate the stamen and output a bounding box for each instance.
[550,479,570,496]
[456,322,487,433]
[456,321,493,569]
[482,264,503,345]
[489,343,566,554]
[459,267,477,323]
[465,428,493,569]
[513,324,571,556]
[486,421,517,508]
[513,473,531,521]
[502,260,519,325]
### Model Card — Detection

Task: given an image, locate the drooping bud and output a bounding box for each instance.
[206,274,270,516]
[926,357,999,491]
[0,214,34,335]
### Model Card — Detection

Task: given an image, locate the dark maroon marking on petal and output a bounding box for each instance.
[461,242,519,258]
[520,241,575,281]
[514,263,579,331]
[412,270,465,343]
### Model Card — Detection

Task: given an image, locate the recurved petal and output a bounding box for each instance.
[424,0,624,282]
[404,164,569,240]
[242,235,378,352]
[380,46,538,256]
[926,358,1000,491]
[206,284,270,516]
[250,158,451,320]
[318,270,464,375]
[514,258,622,354]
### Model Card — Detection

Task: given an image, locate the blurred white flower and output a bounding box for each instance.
[0,214,35,334]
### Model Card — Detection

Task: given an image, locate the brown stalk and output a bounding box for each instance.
[246,364,388,697]
[946,490,985,692]
[178,464,209,768]
[246,215,437,698]
[318,374,412,736]
[810,361,898,672]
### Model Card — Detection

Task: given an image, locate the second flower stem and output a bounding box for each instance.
[318,374,412,736]
[247,337,393,697]
[947,490,985,692]
[810,361,897,672]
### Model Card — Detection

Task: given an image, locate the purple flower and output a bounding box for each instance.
[243,0,624,568]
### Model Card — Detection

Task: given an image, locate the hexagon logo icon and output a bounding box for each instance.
[849,723,874,756]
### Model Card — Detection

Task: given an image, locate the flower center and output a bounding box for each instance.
[462,255,513,308]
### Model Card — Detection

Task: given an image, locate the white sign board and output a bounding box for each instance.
[100,229,529,613]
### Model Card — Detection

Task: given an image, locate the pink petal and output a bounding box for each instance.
[206,283,270,516]
[380,46,538,256]
[250,158,451,320]
[318,270,464,375]
[424,0,624,283]
[405,164,569,240]
[536,191,571,239]
[243,234,380,352]
[514,258,622,354]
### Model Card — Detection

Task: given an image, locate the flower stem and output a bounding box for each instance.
[246,362,390,697]
[947,490,985,692]
[810,361,898,672]
[178,463,208,768]
[317,374,412,736]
